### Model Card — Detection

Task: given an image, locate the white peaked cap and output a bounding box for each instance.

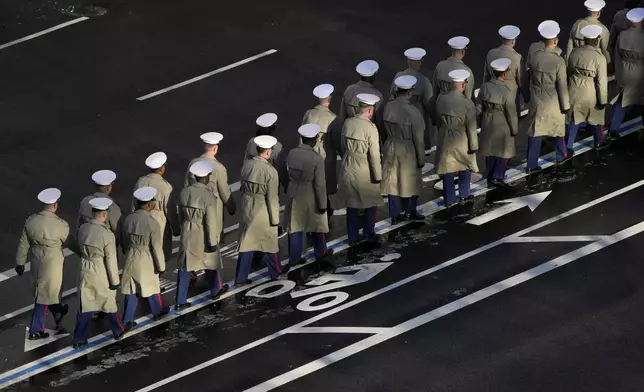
[626,8,644,23]
[313,84,334,99]
[356,93,380,105]
[298,124,321,138]
[256,113,278,128]
[581,25,603,39]
[37,188,61,204]
[499,25,521,39]
[449,69,471,82]
[394,75,417,89]
[89,197,113,210]
[145,152,167,169]
[538,20,561,39]
[355,60,379,77]
[254,135,278,149]
[189,160,214,177]
[490,58,512,72]
[448,36,470,49]
[200,132,223,145]
[133,186,157,202]
[404,47,426,60]
[92,170,116,186]
[584,0,606,11]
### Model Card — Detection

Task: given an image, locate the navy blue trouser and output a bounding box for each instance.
[442,171,471,206]
[526,136,566,170]
[566,122,604,148]
[29,303,65,335]
[609,94,629,132]
[485,157,509,182]
[122,293,163,323]
[346,207,377,244]
[388,195,419,218]
[235,251,281,283]
[176,266,225,305]
[74,311,124,344]
[288,232,328,265]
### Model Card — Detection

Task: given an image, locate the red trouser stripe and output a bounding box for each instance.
[274,253,281,273]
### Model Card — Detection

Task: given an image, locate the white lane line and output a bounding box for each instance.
[245,221,644,392]
[0,17,89,51]
[289,327,390,334]
[136,49,278,101]
[133,177,644,392]
[505,235,611,243]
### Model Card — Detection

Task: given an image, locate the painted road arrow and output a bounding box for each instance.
[467,191,552,226]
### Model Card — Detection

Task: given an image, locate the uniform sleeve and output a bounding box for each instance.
[465,73,475,100]
[167,188,180,235]
[205,195,221,248]
[423,78,436,125]
[483,58,491,84]
[515,56,525,102]
[104,232,120,286]
[63,227,80,255]
[266,169,280,226]
[596,55,608,106]
[367,125,382,182]
[15,226,29,267]
[184,165,193,188]
[608,18,618,61]
[149,219,166,273]
[108,203,122,235]
[339,122,348,158]
[412,111,426,167]
[566,26,576,61]
[601,26,611,65]
[313,156,327,210]
[339,95,348,124]
[475,85,484,119]
[504,89,520,136]
[466,101,479,152]
[217,164,236,215]
[556,59,571,111]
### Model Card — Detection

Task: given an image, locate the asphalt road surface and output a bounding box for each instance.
[1,0,644,390]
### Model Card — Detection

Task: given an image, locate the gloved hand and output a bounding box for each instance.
[226,201,236,216]
[511,132,518,137]
[561,108,570,115]
[318,208,327,215]
[596,104,606,110]
[467,149,478,154]
[15,265,25,276]
[207,244,219,253]
[156,269,166,276]
[109,284,120,290]
[371,179,381,184]
[417,164,424,169]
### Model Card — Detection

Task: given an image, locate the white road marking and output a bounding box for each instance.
[289,327,390,334]
[244,220,644,391]
[505,235,611,243]
[466,191,552,226]
[0,17,89,51]
[24,327,69,352]
[133,177,644,392]
[136,49,278,100]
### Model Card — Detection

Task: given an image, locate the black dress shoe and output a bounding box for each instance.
[595,139,611,149]
[124,321,137,330]
[235,279,253,287]
[406,213,426,222]
[566,148,575,160]
[175,303,192,311]
[212,284,230,300]
[607,130,621,140]
[459,196,475,205]
[29,331,50,340]
[489,179,514,190]
[281,265,291,275]
[390,214,407,225]
[526,166,543,174]
[154,307,171,320]
[297,258,307,265]
[365,235,381,245]
[72,340,88,348]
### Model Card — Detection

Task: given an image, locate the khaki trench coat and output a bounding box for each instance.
[476,79,519,158]
[303,105,339,194]
[284,144,328,233]
[567,45,608,125]
[78,192,122,235]
[566,17,611,64]
[608,8,633,66]
[133,173,179,258]
[339,81,384,123]
[77,220,119,313]
[381,97,425,197]
[435,91,479,174]
[245,138,284,169]
[390,68,436,147]
[177,183,222,271]
[484,44,524,102]
[16,211,70,305]
[527,47,570,137]
[433,57,475,99]
[185,154,235,222]
[238,157,280,253]
[339,115,383,209]
[615,28,644,107]
[120,210,165,298]
[526,42,562,71]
